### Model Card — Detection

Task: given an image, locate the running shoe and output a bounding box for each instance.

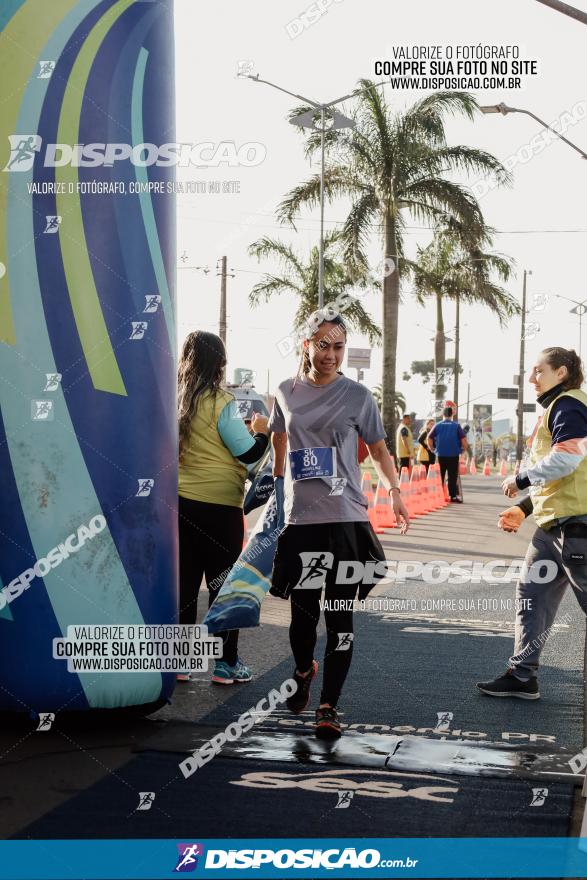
[315,705,342,739]
[477,669,540,700]
[286,660,318,714]
[211,658,252,685]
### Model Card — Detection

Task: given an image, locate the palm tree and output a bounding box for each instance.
[248,229,381,343]
[372,385,405,421]
[277,83,510,453]
[410,226,518,411]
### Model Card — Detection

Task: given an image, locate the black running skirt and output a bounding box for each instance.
[270,521,386,601]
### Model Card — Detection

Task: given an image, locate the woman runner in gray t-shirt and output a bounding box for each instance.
[268,314,410,738]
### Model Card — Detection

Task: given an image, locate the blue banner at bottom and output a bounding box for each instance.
[2,838,587,879]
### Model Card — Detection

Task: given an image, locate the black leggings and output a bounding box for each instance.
[290,582,358,708]
[178,495,244,666]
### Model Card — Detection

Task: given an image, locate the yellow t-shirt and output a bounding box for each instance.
[179,389,249,508]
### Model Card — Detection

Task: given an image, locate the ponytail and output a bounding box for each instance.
[542,347,584,390]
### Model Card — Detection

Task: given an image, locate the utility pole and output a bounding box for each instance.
[466,371,471,423]
[516,270,530,461]
[453,294,460,410]
[217,257,235,384]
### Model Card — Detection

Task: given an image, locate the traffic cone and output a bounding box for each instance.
[425,464,440,511]
[459,457,467,476]
[399,466,413,517]
[409,466,424,517]
[469,458,477,475]
[375,480,396,529]
[361,470,374,507]
[242,513,249,549]
[419,465,433,513]
[500,459,507,477]
[483,457,491,476]
[368,501,385,534]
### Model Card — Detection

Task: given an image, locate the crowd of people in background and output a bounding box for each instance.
[395,407,468,502]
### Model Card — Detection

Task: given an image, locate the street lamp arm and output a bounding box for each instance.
[556,293,587,307]
[509,105,587,160]
[534,0,587,25]
[323,78,389,108]
[244,75,321,109]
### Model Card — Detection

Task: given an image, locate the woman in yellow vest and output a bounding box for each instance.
[178,331,269,684]
[417,418,436,472]
[396,413,414,473]
[477,347,587,699]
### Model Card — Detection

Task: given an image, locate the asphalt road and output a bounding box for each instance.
[1,474,585,853]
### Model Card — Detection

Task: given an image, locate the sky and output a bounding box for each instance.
[173,0,587,433]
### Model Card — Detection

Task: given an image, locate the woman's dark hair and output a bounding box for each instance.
[178,331,226,459]
[297,312,348,381]
[542,346,584,391]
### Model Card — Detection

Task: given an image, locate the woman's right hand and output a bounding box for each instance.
[250,411,269,435]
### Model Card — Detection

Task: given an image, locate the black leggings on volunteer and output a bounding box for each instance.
[178,496,244,666]
[270,521,386,707]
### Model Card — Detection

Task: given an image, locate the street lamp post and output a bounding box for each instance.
[555,294,587,357]
[480,103,587,160]
[241,75,390,308]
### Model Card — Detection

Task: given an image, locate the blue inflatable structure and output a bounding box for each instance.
[0,0,177,715]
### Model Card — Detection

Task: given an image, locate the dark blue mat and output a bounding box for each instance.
[18,750,573,840]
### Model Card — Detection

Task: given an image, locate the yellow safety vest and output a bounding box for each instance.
[396,425,413,459]
[179,389,248,508]
[529,388,587,528]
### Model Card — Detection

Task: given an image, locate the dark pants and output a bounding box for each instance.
[290,582,358,707]
[178,496,243,666]
[438,456,460,499]
[398,456,411,474]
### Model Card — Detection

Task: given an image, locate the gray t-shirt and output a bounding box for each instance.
[268,373,386,525]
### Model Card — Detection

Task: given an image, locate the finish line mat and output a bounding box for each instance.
[179,730,583,786]
[18,749,574,840]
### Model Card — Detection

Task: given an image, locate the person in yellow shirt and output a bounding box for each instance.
[396,413,414,473]
[178,331,269,684]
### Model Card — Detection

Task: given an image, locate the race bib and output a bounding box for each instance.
[289,447,336,481]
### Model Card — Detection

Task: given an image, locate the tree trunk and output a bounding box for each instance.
[434,291,446,414]
[382,210,399,456]
[453,293,460,409]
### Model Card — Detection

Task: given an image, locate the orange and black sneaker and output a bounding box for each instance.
[315,705,341,739]
[286,660,318,714]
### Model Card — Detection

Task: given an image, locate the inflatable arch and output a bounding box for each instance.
[0,0,177,715]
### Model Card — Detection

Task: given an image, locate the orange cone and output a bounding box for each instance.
[242,513,249,549]
[409,466,424,517]
[361,470,374,507]
[500,459,507,477]
[375,480,396,529]
[368,501,385,534]
[419,465,432,513]
[483,457,491,476]
[399,466,413,517]
[469,458,477,475]
[459,457,467,476]
[426,464,440,511]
